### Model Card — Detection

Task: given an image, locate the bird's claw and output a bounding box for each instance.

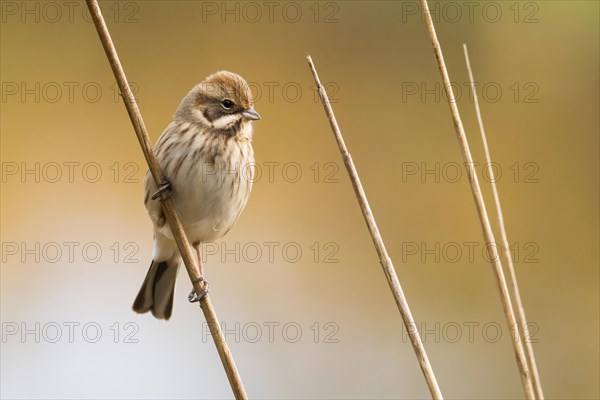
[188,277,209,303]
[151,180,172,201]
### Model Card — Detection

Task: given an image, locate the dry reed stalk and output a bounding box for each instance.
[306,54,443,400]
[419,1,535,398]
[463,44,544,399]
[85,1,247,398]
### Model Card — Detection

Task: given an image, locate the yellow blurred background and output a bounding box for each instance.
[1,1,598,399]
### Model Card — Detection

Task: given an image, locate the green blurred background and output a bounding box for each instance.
[1,1,598,398]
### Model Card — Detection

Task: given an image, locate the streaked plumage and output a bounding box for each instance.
[133,71,259,320]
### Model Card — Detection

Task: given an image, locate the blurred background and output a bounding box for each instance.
[1,1,598,399]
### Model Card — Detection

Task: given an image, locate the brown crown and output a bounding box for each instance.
[200,71,254,109]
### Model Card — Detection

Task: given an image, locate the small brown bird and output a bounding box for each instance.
[133,71,260,320]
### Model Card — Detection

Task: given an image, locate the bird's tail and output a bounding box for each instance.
[132,259,180,320]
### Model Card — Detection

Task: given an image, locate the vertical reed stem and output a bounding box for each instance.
[463,44,544,399]
[419,1,535,398]
[85,1,247,398]
[307,54,443,400]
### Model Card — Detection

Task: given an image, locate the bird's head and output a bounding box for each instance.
[176,71,260,133]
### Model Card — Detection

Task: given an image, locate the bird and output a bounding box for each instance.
[132,71,260,320]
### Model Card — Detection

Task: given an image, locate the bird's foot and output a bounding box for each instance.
[188,276,210,303]
[151,180,172,201]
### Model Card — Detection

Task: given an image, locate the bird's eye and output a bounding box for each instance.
[221,99,234,109]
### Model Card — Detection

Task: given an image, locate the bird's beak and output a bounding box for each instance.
[242,108,261,121]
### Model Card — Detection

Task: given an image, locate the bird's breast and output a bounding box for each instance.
[170,128,255,242]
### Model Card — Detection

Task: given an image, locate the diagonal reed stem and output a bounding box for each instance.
[85,1,247,398]
[306,54,443,400]
[418,0,535,398]
[463,44,544,399]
